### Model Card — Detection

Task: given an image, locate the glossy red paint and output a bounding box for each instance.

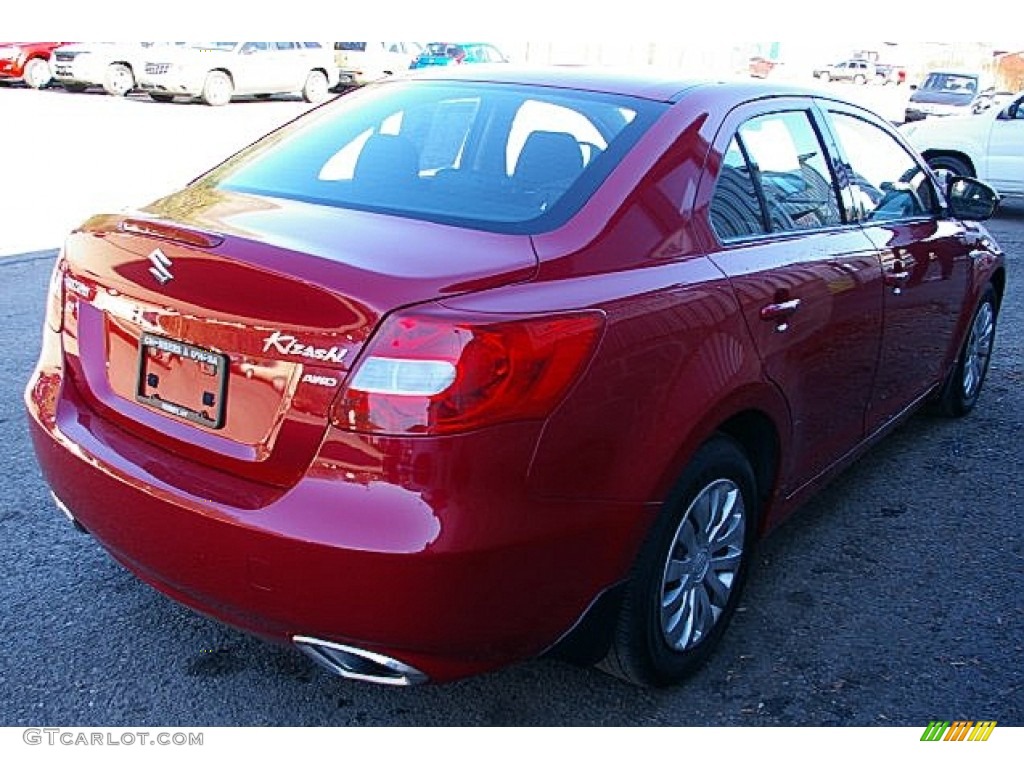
[26,71,1006,684]
[0,42,65,82]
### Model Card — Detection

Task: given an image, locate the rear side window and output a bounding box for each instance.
[710,110,842,242]
[207,81,663,234]
[828,112,938,221]
[737,112,842,232]
[710,139,765,241]
[337,42,366,52]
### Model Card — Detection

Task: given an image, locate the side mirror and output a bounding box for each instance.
[947,177,999,221]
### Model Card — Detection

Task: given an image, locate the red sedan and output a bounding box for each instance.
[26,67,1005,686]
[0,42,66,88]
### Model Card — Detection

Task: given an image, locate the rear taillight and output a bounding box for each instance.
[45,255,67,333]
[333,308,604,435]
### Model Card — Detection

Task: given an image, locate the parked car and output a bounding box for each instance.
[0,42,67,89]
[813,59,876,84]
[333,42,422,87]
[409,42,508,69]
[874,63,907,86]
[748,56,783,80]
[902,90,1024,198]
[26,70,1004,687]
[137,41,338,106]
[52,42,179,96]
[904,70,986,122]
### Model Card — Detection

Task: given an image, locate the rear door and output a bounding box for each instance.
[699,99,884,495]
[233,42,276,93]
[820,103,975,429]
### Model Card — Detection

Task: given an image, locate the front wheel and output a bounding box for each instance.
[602,435,759,686]
[853,74,867,85]
[23,58,52,89]
[302,70,329,103]
[938,285,998,417]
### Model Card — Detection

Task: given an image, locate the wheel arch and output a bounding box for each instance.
[922,148,977,177]
[652,387,790,537]
[990,266,1006,310]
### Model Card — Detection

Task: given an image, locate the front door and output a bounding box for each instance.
[822,107,974,430]
[986,94,1024,195]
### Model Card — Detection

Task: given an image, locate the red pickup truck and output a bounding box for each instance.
[0,42,67,88]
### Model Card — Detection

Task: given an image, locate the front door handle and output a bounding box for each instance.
[760,298,802,332]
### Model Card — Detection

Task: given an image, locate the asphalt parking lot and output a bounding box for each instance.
[0,81,1021,727]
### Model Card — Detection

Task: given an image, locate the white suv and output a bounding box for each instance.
[901,91,1024,198]
[138,42,339,106]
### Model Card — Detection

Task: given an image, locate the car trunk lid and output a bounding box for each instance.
[59,189,537,487]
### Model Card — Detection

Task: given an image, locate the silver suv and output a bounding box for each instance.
[813,59,876,85]
[138,42,339,106]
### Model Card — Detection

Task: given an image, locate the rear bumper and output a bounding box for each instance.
[26,353,653,682]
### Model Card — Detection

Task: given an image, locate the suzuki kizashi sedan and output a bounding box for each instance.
[26,67,1005,686]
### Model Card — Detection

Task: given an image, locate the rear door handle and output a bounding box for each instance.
[760,298,802,332]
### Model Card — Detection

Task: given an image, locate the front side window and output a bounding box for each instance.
[206,81,661,234]
[828,112,938,221]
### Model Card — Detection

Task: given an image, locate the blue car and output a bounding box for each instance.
[410,42,507,69]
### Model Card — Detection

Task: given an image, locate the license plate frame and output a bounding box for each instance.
[135,333,228,429]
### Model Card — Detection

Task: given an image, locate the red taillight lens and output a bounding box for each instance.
[333,309,604,435]
[45,255,67,333]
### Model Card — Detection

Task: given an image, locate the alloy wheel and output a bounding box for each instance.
[659,478,745,651]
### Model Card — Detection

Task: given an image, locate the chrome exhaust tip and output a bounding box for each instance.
[51,491,89,534]
[293,636,428,686]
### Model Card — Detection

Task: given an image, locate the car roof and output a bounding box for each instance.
[397,65,838,104]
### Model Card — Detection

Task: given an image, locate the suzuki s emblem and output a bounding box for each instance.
[147,248,174,285]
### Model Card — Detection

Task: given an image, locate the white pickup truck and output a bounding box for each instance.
[901,91,1024,199]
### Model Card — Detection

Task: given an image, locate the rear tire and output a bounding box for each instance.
[302,70,329,103]
[103,63,135,96]
[201,70,233,106]
[937,285,998,417]
[602,435,759,686]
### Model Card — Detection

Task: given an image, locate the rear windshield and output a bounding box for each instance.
[920,72,979,93]
[206,81,663,234]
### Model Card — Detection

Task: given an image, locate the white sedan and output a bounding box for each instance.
[901,91,1024,199]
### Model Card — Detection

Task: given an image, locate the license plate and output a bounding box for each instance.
[136,334,228,429]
